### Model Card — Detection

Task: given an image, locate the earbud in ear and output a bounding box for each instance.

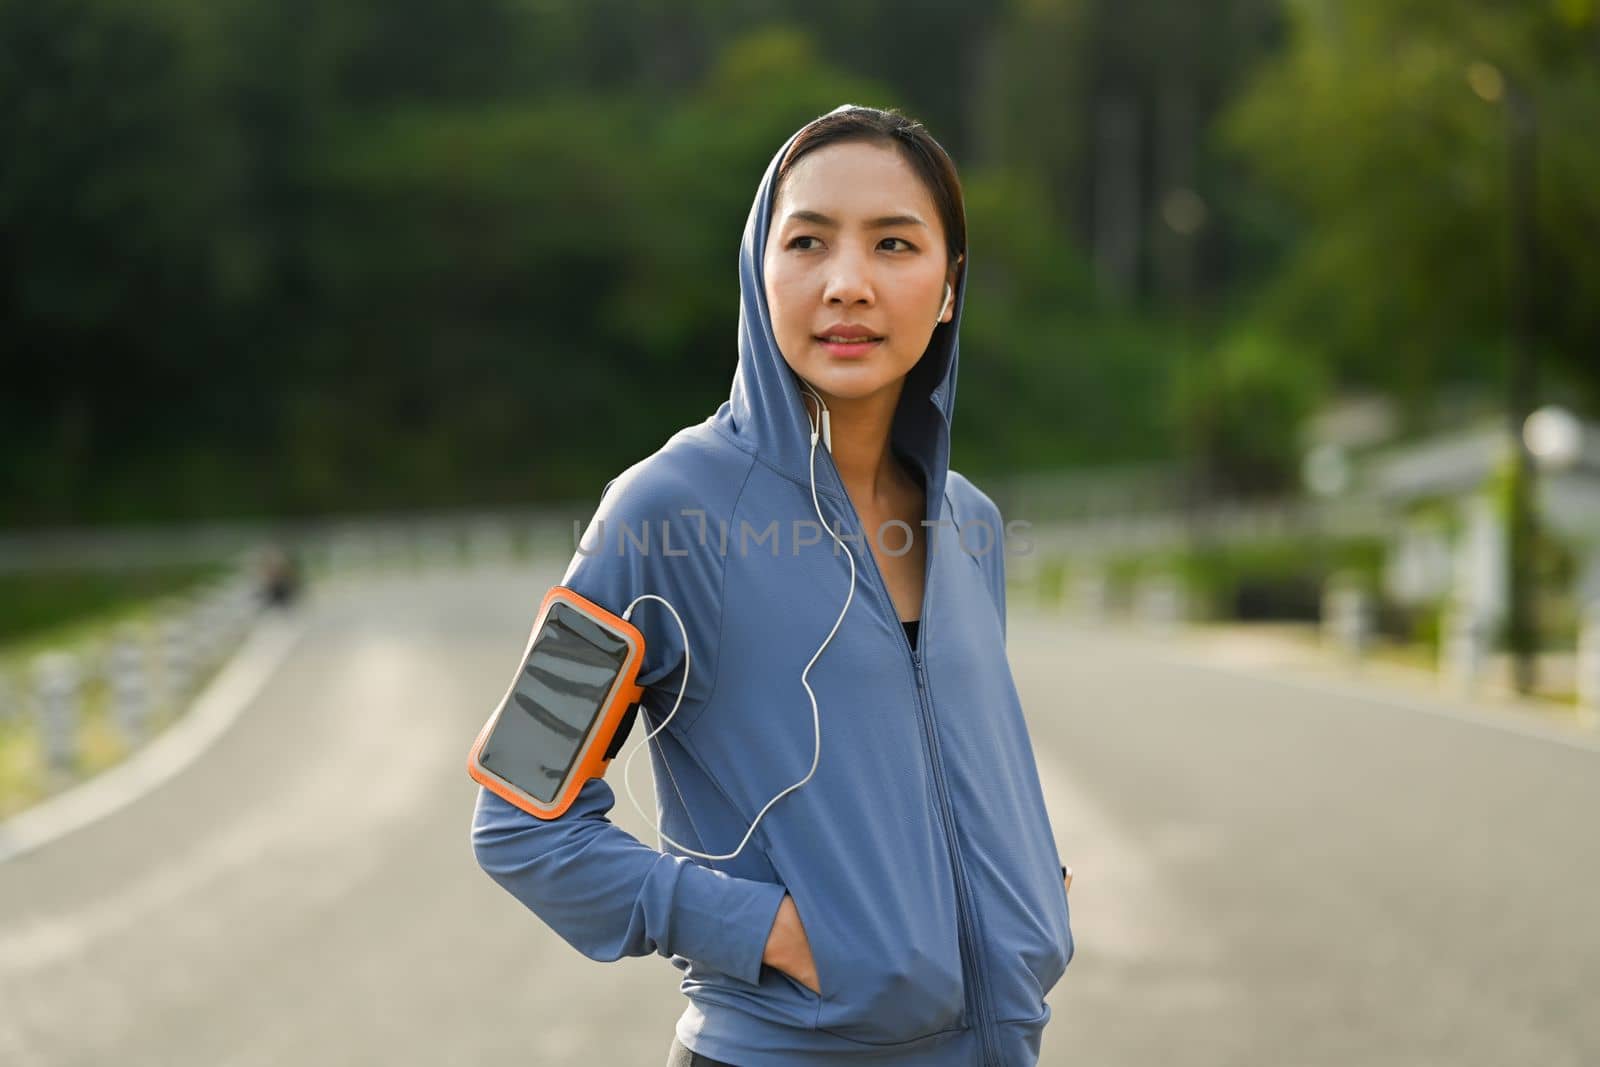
[936,283,952,326]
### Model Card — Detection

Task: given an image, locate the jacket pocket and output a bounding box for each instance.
[678,926,822,1032]
[1035,862,1074,995]
[780,857,968,1045]
[773,962,821,1005]
[996,858,1074,1025]
[1062,880,1075,969]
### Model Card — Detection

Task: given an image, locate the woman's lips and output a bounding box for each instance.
[815,337,884,358]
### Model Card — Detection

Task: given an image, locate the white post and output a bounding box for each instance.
[108,629,151,745]
[1440,601,1490,692]
[1321,579,1373,659]
[1453,495,1508,631]
[1577,601,1600,720]
[188,594,222,670]
[1137,573,1185,634]
[33,652,81,776]
[160,617,194,712]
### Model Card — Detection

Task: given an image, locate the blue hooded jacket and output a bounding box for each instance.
[471,110,1074,1065]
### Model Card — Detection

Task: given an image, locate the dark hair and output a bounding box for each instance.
[776,105,967,278]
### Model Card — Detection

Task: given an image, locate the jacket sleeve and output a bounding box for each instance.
[470,468,787,986]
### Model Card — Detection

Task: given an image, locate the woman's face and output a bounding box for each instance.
[764,140,958,407]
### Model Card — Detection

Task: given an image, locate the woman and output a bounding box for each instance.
[473,104,1074,1066]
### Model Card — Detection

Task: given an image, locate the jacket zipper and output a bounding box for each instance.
[915,639,998,1062]
[907,637,1001,1066]
[813,464,1002,1064]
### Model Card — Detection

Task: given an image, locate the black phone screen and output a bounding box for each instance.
[478,600,632,803]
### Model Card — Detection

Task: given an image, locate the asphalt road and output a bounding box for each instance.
[1,565,1595,1066]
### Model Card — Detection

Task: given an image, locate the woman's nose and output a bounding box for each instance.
[822,247,874,305]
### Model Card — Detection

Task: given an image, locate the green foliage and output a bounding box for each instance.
[0,564,224,645]
[957,170,1178,469]
[3,0,1594,527]
[611,29,891,362]
[1105,533,1385,621]
[1223,0,1600,407]
[0,0,262,519]
[0,5,1194,524]
[1168,325,1328,494]
[293,29,896,509]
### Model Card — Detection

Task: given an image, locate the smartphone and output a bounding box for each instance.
[467,586,646,819]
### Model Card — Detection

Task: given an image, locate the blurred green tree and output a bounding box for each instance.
[1223,0,1600,413]
[1167,325,1327,495]
[15,0,1593,529]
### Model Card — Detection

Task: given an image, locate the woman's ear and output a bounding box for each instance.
[947,254,965,299]
[939,255,964,322]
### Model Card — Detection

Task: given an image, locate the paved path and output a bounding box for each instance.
[1,567,1594,1065]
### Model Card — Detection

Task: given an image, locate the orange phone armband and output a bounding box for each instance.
[467,586,647,820]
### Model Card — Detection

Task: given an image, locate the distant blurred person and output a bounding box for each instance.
[257,546,300,608]
[472,105,1074,1066]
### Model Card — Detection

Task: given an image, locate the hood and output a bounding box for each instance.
[719,106,968,521]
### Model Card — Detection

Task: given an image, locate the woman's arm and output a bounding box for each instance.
[473,779,788,986]
[472,457,789,984]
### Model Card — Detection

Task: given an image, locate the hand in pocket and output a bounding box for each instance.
[763,893,820,995]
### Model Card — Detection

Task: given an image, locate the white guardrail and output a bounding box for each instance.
[2,495,1597,817]
[1,568,262,794]
[0,510,588,811]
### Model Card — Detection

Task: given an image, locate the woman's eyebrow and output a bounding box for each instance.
[784,209,928,230]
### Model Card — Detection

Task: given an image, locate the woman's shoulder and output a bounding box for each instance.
[943,468,1004,532]
[558,422,750,699]
[943,469,1009,629]
[564,421,756,609]
[594,420,758,525]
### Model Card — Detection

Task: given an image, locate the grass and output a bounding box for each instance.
[0,564,227,648]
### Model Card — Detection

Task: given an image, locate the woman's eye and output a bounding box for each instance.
[785,236,914,252]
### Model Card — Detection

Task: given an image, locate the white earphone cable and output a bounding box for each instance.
[616,379,855,862]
